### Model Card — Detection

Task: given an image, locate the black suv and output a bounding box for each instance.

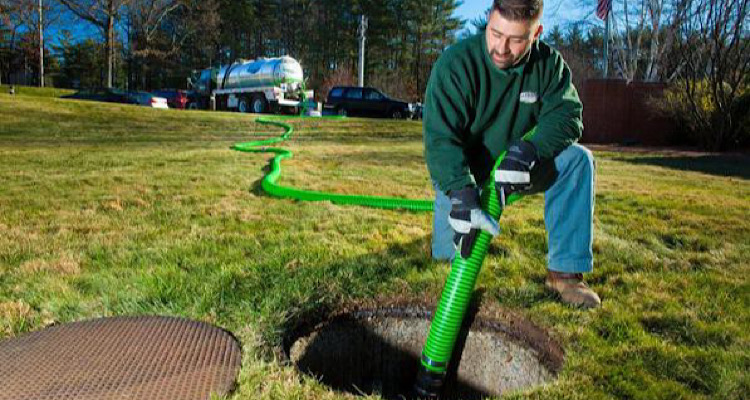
[63,88,137,105]
[325,86,413,119]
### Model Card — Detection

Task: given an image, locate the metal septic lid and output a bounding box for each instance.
[0,316,242,400]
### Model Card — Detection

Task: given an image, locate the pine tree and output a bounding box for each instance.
[0,20,9,85]
[403,0,462,99]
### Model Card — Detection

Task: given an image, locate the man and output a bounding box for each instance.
[423,0,600,308]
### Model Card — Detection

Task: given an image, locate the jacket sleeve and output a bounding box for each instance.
[423,59,474,193]
[528,51,583,159]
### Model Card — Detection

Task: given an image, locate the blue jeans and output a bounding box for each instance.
[431,144,595,273]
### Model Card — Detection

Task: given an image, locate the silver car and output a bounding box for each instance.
[127,91,169,109]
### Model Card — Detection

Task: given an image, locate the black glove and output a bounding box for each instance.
[448,187,500,259]
[494,140,538,206]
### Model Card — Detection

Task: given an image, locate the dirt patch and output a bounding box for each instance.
[282,301,563,399]
[20,254,81,275]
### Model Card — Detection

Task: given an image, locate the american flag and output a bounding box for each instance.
[596,0,612,20]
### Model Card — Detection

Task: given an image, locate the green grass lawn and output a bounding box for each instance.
[1,87,748,399]
[0,84,74,98]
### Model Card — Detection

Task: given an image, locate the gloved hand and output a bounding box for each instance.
[448,186,500,259]
[495,140,538,207]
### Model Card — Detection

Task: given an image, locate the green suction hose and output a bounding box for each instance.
[232,115,533,398]
[231,116,433,211]
[414,128,536,398]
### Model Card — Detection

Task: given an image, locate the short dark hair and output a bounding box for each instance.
[492,0,543,21]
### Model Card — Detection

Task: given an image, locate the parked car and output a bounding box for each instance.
[412,102,423,120]
[63,88,138,105]
[63,88,168,109]
[324,86,414,119]
[127,91,169,109]
[153,89,189,109]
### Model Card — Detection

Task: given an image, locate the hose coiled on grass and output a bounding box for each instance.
[231,116,433,211]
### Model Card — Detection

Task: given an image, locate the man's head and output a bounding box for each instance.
[485,0,544,69]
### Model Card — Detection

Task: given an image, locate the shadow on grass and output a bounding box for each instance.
[615,154,750,179]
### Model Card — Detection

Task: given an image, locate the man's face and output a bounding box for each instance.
[485,10,543,69]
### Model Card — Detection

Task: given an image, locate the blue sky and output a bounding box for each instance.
[52,1,596,47]
[455,0,594,34]
[455,0,490,24]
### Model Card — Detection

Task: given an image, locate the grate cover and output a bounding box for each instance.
[0,316,242,400]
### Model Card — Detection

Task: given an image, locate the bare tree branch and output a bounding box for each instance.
[669,0,749,149]
[57,0,131,87]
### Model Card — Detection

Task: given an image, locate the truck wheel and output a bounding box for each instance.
[238,97,251,113]
[251,95,268,114]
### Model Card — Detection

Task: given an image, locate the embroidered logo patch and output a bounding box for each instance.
[519,92,538,104]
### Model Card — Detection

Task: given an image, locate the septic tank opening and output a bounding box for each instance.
[284,305,563,400]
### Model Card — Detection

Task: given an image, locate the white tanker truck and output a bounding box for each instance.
[187,56,315,114]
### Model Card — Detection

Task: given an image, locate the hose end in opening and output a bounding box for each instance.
[413,361,445,399]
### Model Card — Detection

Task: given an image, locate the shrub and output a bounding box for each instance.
[730,90,750,147]
[651,80,749,150]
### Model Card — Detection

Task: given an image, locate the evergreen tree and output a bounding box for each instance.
[44,0,468,96]
[58,0,133,88]
[0,20,10,85]
[403,0,462,99]
[216,0,256,61]
[54,34,106,88]
[545,25,565,49]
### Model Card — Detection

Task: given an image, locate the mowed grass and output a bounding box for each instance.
[0,84,74,98]
[1,86,748,399]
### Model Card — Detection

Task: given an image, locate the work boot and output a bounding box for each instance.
[545,270,601,309]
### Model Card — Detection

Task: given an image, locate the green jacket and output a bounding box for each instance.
[423,32,583,193]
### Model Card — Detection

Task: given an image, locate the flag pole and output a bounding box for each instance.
[603,10,609,78]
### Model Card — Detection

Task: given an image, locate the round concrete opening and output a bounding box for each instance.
[285,306,562,399]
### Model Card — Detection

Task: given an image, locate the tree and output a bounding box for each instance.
[54,33,105,87]
[469,6,489,31]
[1,0,59,86]
[541,24,605,90]
[38,0,471,96]
[58,0,131,88]
[0,2,14,85]
[403,0,463,99]
[1,1,26,85]
[6,0,61,86]
[570,0,690,82]
[215,0,256,62]
[167,0,219,69]
[605,0,691,82]
[545,25,565,48]
[667,0,749,150]
[124,0,180,88]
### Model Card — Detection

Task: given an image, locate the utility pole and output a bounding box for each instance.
[39,0,44,87]
[357,15,367,87]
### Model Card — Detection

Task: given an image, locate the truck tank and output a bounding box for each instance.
[218,56,304,91]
